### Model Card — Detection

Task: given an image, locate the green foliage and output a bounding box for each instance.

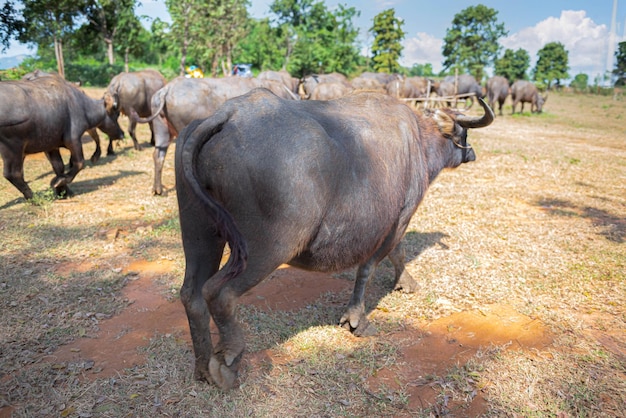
[235,18,285,71]
[570,73,589,92]
[406,63,435,77]
[269,0,361,77]
[533,41,569,89]
[1,0,24,52]
[442,4,507,82]
[613,41,626,86]
[370,9,405,74]
[495,48,530,82]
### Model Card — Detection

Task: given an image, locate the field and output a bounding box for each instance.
[0,90,624,417]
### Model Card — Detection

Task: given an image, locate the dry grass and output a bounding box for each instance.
[0,91,624,417]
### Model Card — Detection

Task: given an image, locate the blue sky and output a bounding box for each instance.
[3,0,625,80]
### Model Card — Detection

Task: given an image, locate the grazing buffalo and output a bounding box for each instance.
[511,80,547,114]
[486,76,510,116]
[0,75,122,199]
[175,88,494,389]
[106,69,166,152]
[132,76,298,195]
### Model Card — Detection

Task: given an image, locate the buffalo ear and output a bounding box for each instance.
[103,92,119,113]
[433,109,456,136]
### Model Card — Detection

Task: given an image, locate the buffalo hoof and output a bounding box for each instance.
[90,152,101,164]
[340,310,377,337]
[209,351,242,390]
[394,273,419,293]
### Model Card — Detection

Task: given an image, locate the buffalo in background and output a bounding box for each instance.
[105,69,167,153]
[486,76,510,116]
[511,80,547,114]
[131,76,299,195]
[0,74,123,199]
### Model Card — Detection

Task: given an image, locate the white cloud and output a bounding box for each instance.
[399,10,623,81]
[501,10,619,79]
[400,32,443,73]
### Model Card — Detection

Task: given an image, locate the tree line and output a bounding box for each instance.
[2,1,624,89]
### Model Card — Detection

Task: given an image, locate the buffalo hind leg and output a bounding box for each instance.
[388,242,418,293]
[205,256,282,390]
[180,241,225,384]
[153,145,168,195]
[128,118,141,151]
[1,147,33,200]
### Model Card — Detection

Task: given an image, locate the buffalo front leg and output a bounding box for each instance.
[45,149,74,198]
[388,242,419,293]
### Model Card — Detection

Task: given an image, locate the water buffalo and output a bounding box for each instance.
[309,81,352,100]
[511,80,547,114]
[132,76,298,195]
[21,70,124,164]
[257,70,299,95]
[298,73,351,99]
[437,74,484,108]
[350,76,386,92]
[175,88,494,389]
[486,76,510,116]
[385,76,430,99]
[105,69,166,152]
[0,76,122,199]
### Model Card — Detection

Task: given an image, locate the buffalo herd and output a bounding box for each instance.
[3,67,549,389]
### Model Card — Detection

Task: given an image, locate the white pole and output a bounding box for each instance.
[607,0,618,85]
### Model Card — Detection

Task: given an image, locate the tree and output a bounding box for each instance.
[19,0,83,77]
[533,42,569,89]
[81,0,139,66]
[406,63,434,77]
[1,0,24,53]
[494,48,530,82]
[613,41,626,86]
[570,73,588,92]
[369,9,405,74]
[269,0,360,76]
[442,4,507,82]
[235,18,285,71]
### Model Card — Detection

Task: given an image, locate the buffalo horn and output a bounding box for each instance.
[456,98,495,129]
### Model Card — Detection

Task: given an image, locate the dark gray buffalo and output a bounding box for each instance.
[0,76,122,199]
[511,80,547,114]
[175,88,494,389]
[132,76,298,195]
[486,76,510,116]
[437,74,484,108]
[21,70,124,164]
[105,69,166,152]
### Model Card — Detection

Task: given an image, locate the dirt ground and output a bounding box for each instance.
[1,90,624,417]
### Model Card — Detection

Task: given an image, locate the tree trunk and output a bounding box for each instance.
[106,39,114,65]
[54,36,65,79]
[124,47,129,72]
